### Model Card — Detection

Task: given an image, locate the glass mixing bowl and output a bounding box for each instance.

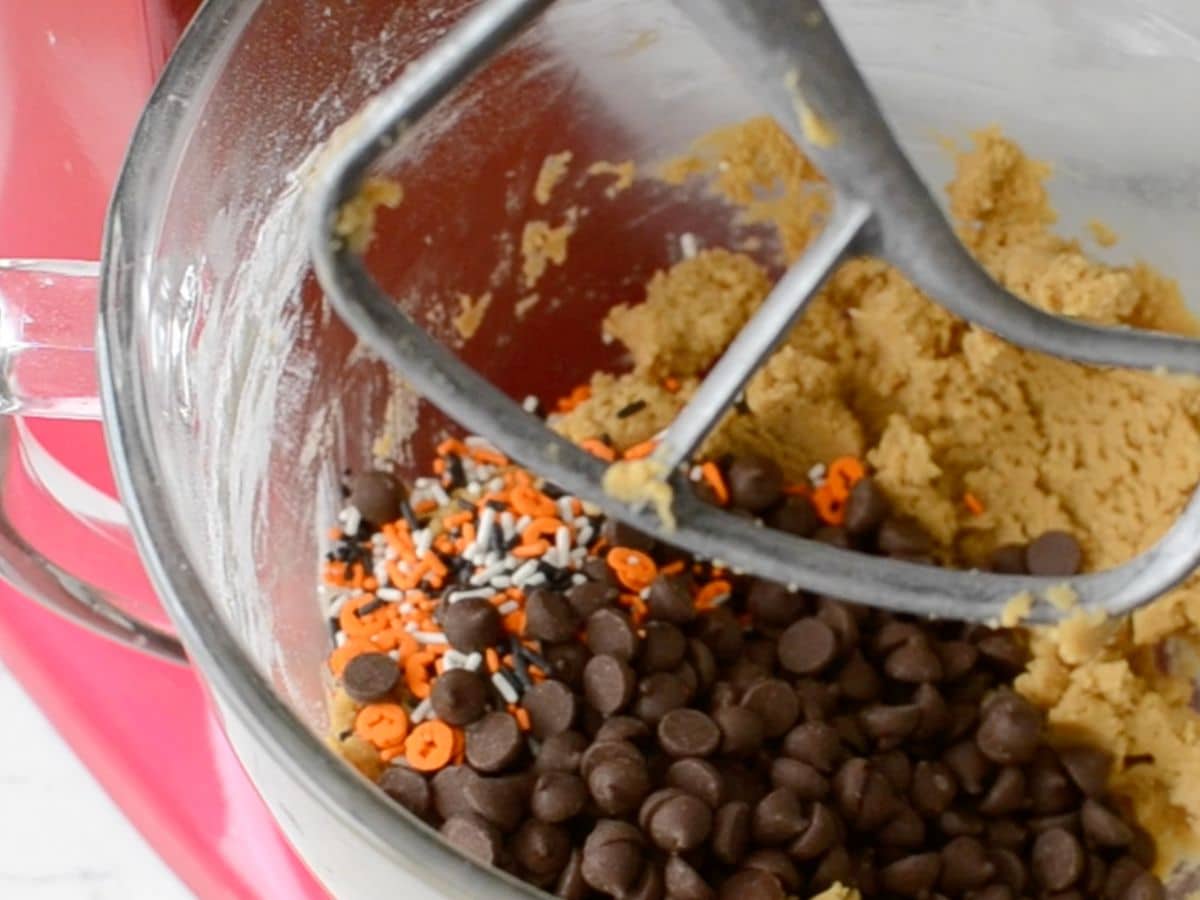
[9,0,1198,896]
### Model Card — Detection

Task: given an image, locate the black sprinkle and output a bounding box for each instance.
[457,496,476,511]
[734,393,751,416]
[400,500,420,531]
[510,638,532,688]
[338,729,354,742]
[520,645,552,672]
[542,482,566,500]
[551,571,575,591]
[356,597,386,617]
[504,534,522,552]
[447,454,467,489]
[490,525,506,555]
[339,484,351,499]
[329,616,341,639]
[498,669,525,699]
[486,499,507,512]
[600,433,613,446]
[616,399,647,419]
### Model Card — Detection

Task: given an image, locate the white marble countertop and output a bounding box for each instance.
[0,663,192,899]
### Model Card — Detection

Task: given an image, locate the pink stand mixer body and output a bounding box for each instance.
[0,2,324,895]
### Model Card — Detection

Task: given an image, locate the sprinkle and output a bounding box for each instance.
[474,505,497,555]
[492,671,520,704]
[465,652,483,671]
[555,526,572,561]
[808,463,827,486]
[414,529,434,560]
[490,576,513,589]
[430,483,451,507]
[414,631,448,644]
[616,399,647,419]
[526,573,547,587]
[356,597,386,617]
[522,395,540,413]
[497,600,520,616]
[410,698,433,723]
[341,507,363,537]
[571,573,587,586]
[377,587,403,601]
[734,393,751,416]
[963,492,986,516]
[680,232,699,259]
[447,587,495,604]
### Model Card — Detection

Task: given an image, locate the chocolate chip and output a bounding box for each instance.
[567,580,618,619]
[602,518,655,553]
[782,721,844,773]
[543,642,590,689]
[378,766,430,818]
[522,680,578,739]
[594,715,650,744]
[713,705,765,757]
[912,683,951,740]
[441,814,503,865]
[1033,827,1085,891]
[912,760,958,816]
[943,740,992,795]
[872,750,913,793]
[465,773,531,832]
[638,621,687,673]
[1130,824,1158,869]
[586,607,639,660]
[734,679,798,739]
[1029,748,1079,814]
[980,766,1027,816]
[349,471,405,526]
[534,730,587,774]
[936,639,980,681]
[877,805,925,847]
[531,771,588,823]
[525,589,579,643]
[342,652,400,703]
[751,787,808,845]
[988,543,1028,574]
[883,637,944,683]
[976,690,1043,764]
[778,617,838,675]
[767,496,819,537]
[880,852,941,897]
[555,849,588,900]
[1106,858,1148,899]
[1122,871,1166,900]
[711,801,751,865]
[811,846,853,892]
[976,629,1030,674]
[687,639,717,691]
[834,651,881,703]
[1058,744,1112,798]
[443,597,504,652]
[1082,798,1134,847]
[665,855,714,900]
[727,455,784,512]
[647,574,696,624]
[769,758,829,801]
[430,669,489,726]
[583,654,636,715]
[431,765,475,820]
[859,704,920,749]
[1025,530,1082,576]
[834,758,899,831]
[695,607,745,663]
[845,478,891,536]
[634,672,690,725]
[658,708,721,758]
[816,597,861,652]
[746,580,805,628]
[512,819,571,877]
[813,525,852,549]
[465,711,525,773]
[581,820,644,896]
[744,849,801,891]
[580,739,643,779]
[991,846,1030,892]
[788,800,841,859]
[878,517,934,556]
[646,792,712,852]
[588,757,651,816]
[987,818,1028,849]
[667,757,724,808]
[940,835,996,893]
[940,806,985,836]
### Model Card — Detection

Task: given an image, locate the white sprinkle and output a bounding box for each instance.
[444,650,467,667]
[404,621,419,633]
[414,631,448,644]
[497,600,519,615]
[572,573,588,586]
[710,591,732,606]
[577,524,594,547]
[808,463,827,486]
[513,560,540,584]
[411,698,433,723]
[344,507,362,537]
[489,477,505,492]
[442,654,462,670]
[335,632,348,647]
[466,652,483,671]
[516,515,532,533]
[557,497,576,522]
[602,332,614,345]
[328,593,349,615]
[474,506,496,556]
[448,588,494,603]
[522,395,540,413]
[483,551,501,567]
[373,561,389,583]
[472,561,505,586]
[582,501,602,517]
[492,672,519,704]
[527,573,548,587]
[500,511,516,541]
[569,547,588,566]
[465,435,500,451]
[430,483,451,507]
[467,481,482,497]
[387,649,401,661]
[377,587,403,601]
[555,526,571,559]
[786,583,800,593]
[399,602,414,615]
[639,587,651,600]
[680,232,700,259]
[689,466,703,482]
[490,576,512,589]
[414,528,434,559]
[371,533,387,547]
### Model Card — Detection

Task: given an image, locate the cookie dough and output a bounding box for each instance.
[334,176,403,254]
[555,120,1200,872]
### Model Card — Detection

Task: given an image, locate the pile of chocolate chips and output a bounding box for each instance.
[371,457,1165,900]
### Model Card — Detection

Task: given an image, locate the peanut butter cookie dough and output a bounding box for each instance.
[554,121,1200,873]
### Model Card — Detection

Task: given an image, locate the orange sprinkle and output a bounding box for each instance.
[522,516,565,546]
[442,510,474,529]
[404,720,456,772]
[622,439,659,461]
[503,609,527,636]
[783,483,813,497]
[404,653,435,699]
[328,637,376,676]
[580,438,617,463]
[963,492,985,517]
[663,376,681,393]
[512,540,551,559]
[339,595,392,639]
[327,527,343,541]
[485,648,501,673]
[606,547,658,591]
[413,499,438,516]
[826,456,866,502]
[528,665,547,683]
[452,726,466,765]
[355,703,409,750]
[695,579,733,611]
[511,706,532,732]
[432,458,446,476]
[555,384,592,413]
[379,745,406,763]
[510,484,557,518]
[436,438,469,457]
[471,447,509,467]
[660,560,686,576]
[812,484,846,527]
[700,462,730,506]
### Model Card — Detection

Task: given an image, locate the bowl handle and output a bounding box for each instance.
[0,259,187,664]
